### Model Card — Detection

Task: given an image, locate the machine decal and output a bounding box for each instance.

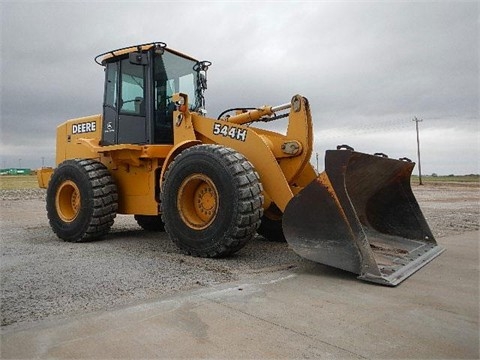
[72,121,97,134]
[105,121,115,133]
[213,123,247,142]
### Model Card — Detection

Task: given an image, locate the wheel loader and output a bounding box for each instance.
[37,42,444,286]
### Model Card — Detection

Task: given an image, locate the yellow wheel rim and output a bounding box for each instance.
[55,180,81,222]
[177,174,219,230]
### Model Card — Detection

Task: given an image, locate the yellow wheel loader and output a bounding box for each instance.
[37,42,444,286]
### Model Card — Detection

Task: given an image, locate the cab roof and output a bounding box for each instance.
[94,42,199,66]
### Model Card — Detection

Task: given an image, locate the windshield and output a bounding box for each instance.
[154,50,200,112]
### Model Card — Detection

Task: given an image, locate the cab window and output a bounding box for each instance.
[120,58,146,116]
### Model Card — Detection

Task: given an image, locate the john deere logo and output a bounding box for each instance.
[72,121,96,134]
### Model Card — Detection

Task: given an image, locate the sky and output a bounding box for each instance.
[1,1,478,175]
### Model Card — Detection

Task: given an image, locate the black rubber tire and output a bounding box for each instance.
[161,145,264,257]
[46,159,118,242]
[134,215,165,231]
[258,216,286,242]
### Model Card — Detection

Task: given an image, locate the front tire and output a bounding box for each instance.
[161,145,263,257]
[46,159,118,242]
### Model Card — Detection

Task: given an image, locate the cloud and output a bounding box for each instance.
[1,1,478,174]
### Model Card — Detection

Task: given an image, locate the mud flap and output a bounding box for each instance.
[283,149,444,286]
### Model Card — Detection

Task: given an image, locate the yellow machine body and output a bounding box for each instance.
[39,94,315,216]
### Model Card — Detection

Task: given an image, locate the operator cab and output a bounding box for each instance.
[95,42,210,145]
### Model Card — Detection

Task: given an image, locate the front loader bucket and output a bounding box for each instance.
[283,149,444,286]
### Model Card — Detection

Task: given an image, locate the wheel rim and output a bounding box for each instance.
[177,174,219,230]
[55,180,81,222]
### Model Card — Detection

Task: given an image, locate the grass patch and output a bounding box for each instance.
[0,175,39,190]
[412,175,479,183]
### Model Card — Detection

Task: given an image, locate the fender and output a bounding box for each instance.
[159,140,201,190]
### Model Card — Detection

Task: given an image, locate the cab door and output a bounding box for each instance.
[117,57,148,144]
[102,56,150,145]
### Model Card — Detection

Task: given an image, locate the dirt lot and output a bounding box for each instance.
[1,183,479,328]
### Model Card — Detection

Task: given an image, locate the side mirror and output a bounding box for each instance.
[129,52,149,65]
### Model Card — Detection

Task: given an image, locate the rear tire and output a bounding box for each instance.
[46,159,117,242]
[161,145,263,257]
[134,215,165,231]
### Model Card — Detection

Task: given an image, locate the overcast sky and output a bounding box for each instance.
[1,1,478,175]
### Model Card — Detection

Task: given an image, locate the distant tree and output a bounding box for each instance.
[431,173,438,177]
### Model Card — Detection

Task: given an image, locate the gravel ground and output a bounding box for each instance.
[1,183,479,328]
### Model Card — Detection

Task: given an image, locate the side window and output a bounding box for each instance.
[120,58,145,116]
[105,63,118,108]
[154,79,175,112]
[155,52,199,111]
[178,73,195,105]
[166,79,175,99]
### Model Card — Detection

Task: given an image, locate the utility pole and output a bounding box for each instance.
[412,117,423,185]
[18,158,22,169]
[41,157,45,168]
[315,152,319,173]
